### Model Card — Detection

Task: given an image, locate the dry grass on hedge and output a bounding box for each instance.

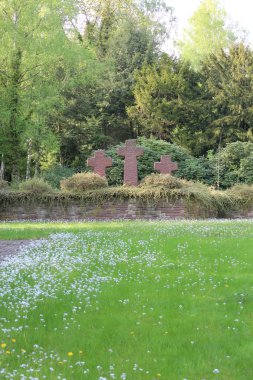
[18,178,54,193]
[139,174,185,189]
[60,172,108,192]
[2,174,253,216]
[225,184,253,207]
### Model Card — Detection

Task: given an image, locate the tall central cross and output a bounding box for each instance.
[87,150,112,177]
[117,140,144,186]
[154,155,178,174]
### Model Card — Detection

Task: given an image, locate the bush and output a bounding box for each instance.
[19,178,54,193]
[106,137,215,186]
[0,180,9,190]
[41,165,75,189]
[210,142,253,188]
[139,174,185,189]
[60,172,108,192]
[226,184,253,202]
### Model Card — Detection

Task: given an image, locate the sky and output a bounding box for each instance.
[168,0,253,51]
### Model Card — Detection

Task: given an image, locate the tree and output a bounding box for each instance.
[0,0,95,179]
[74,0,174,55]
[201,43,253,147]
[178,0,236,70]
[128,54,207,149]
[52,0,174,168]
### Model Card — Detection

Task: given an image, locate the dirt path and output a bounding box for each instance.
[0,240,33,263]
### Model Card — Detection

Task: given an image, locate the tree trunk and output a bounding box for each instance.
[26,139,32,181]
[9,48,23,179]
[0,154,4,180]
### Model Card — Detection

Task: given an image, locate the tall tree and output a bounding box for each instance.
[200,43,253,146]
[178,0,236,70]
[52,0,174,168]
[128,54,207,148]
[0,0,94,179]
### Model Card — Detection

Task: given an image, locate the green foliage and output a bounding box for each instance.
[178,0,236,70]
[18,178,54,194]
[41,165,75,189]
[106,137,215,186]
[0,0,100,178]
[60,173,108,192]
[210,141,253,188]
[200,44,253,147]
[128,54,212,154]
[0,180,9,190]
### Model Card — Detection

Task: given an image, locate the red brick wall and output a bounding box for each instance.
[0,199,216,221]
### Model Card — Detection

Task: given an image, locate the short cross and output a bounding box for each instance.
[87,150,112,177]
[117,140,144,186]
[154,155,178,174]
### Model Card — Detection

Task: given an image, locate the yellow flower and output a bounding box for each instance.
[21,349,26,353]
[67,352,73,357]
[11,339,16,343]
[6,350,11,355]
[1,343,6,349]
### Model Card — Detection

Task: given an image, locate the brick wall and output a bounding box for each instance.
[0,199,217,221]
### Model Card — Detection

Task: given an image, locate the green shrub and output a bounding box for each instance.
[210,142,253,188]
[60,172,108,192]
[0,180,9,190]
[19,178,54,193]
[106,137,215,186]
[41,165,75,189]
[226,184,253,204]
[139,174,185,189]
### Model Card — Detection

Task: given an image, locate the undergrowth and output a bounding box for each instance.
[0,182,247,216]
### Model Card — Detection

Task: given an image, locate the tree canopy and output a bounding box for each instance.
[178,0,236,70]
[0,0,253,189]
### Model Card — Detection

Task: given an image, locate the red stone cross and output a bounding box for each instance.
[154,155,178,174]
[87,150,112,177]
[117,140,144,186]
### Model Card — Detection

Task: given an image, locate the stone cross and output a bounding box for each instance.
[87,150,112,177]
[117,140,144,186]
[154,155,178,175]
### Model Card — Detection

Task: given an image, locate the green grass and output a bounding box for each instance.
[0,220,253,379]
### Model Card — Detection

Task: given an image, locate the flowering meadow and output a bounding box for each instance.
[0,220,253,379]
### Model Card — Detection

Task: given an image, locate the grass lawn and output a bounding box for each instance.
[0,220,253,379]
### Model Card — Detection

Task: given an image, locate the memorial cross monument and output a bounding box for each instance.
[117,140,144,186]
[87,150,112,177]
[154,155,178,175]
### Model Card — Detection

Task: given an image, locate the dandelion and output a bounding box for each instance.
[67,352,74,357]
[11,338,16,343]
[0,343,6,349]
[6,350,11,354]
